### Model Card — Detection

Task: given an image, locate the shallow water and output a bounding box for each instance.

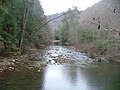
[0,46,120,90]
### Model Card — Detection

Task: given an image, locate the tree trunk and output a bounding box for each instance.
[3,41,7,49]
[19,9,29,51]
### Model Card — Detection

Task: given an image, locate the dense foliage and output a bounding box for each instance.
[0,0,50,51]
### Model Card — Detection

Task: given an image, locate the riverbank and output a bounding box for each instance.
[73,43,120,62]
[1,44,120,72]
[0,47,48,72]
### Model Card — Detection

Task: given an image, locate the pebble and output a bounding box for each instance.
[9,67,14,70]
[12,59,15,62]
[38,70,40,72]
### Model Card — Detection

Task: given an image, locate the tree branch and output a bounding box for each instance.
[92,20,120,38]
[30,13,68,37]
[91,21,118,32]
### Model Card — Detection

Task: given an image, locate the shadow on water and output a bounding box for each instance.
[80,62,120,90]
[0,67,45,90]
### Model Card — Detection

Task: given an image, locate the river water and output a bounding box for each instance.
[0,46,120,90]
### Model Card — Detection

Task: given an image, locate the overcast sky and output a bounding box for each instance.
[40,0,101,15]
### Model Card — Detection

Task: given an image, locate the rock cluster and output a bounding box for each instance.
[0,49,47,72]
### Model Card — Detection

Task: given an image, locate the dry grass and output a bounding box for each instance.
[73,43,120,62]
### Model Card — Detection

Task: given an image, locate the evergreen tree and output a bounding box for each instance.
[0,0,50,51]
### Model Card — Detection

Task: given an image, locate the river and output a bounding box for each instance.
[0,46,120,90]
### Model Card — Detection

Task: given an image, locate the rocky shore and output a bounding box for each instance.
[0,48,48,72]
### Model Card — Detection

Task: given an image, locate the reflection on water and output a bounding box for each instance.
[42,62,120,90]
[0,46,120,90]
[42,65,90,90]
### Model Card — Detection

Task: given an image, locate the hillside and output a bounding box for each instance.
[77,0,120,62]
[79,0,120,33]
[48,0,120,39]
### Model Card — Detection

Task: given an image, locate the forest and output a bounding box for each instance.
[0,0,120,59]
[0,0,120,90]
[0,0,120,69]
[0,0,50,53]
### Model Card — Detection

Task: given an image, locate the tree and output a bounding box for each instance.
[56,7,81,45]
[0,0,18,49]
[0,0,50,52]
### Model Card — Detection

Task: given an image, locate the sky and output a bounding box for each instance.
[40,0,101,15]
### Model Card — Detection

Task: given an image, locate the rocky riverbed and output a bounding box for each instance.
[0,45,120,73]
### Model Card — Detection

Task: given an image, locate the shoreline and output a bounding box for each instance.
[0,48,47,73]
[72,43,120,63]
